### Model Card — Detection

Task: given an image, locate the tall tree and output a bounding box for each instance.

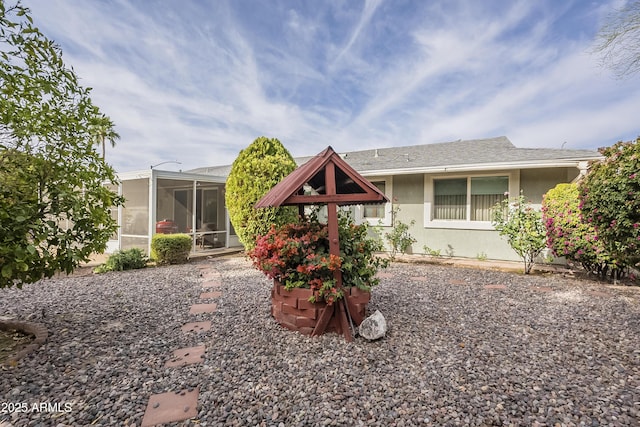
[0,1,123,288]
[594,1,640,78]
[90,113,120,159]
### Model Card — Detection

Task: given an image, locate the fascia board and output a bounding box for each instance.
[359,157,603,176]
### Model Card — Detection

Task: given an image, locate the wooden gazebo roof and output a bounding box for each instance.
[255,146,388,208]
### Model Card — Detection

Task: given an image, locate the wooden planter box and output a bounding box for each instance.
[271,280,371,336]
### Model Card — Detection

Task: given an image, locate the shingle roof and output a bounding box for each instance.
[189,136,601,177]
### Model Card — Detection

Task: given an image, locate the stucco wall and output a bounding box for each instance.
[520,167,578,207]
[373,167,579,262]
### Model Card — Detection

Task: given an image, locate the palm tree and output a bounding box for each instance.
[90,114,120,159]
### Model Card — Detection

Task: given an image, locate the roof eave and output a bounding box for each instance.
[358,157,604,176]
[117,169,227,183]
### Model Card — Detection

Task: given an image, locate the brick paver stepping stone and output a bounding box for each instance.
[587,290,610,298]
[376,272,394,279]
[165,345,206,368]
[449,279,466,285]
[189,303,217,314]
[202,280,222,289]
[141,387,199,426]
[181,321,212,333]
[484,284,507,290]
[200,291,222,299]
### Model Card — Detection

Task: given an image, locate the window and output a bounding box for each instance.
[363,181,386,219]
[471,176,508,221]
[357,177,391,226]
[434,178,466,220]
[433,176,508,222]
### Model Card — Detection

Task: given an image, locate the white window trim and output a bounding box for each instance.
[355,176,393,227]
[423,171,519,230]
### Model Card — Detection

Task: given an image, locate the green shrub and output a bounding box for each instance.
[384,206,417,260]
[94,249,147,273]
[492,192,546,274]
[422,245,441,257]
[225,136,299,251]
[579,138,640,278]
[0,4,123,288]
[151,234,191,265]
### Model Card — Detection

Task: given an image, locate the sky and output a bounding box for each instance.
[26,0,640,173]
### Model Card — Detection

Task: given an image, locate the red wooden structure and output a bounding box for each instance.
[255,146,388,341]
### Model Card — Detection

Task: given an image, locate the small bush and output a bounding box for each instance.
[492,192,546,274]
[151,234,191,265]
[422,245,441,257]
[94,248,148,273]
[384,206,417,260]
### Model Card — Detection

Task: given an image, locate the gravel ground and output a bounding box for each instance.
[1,255,639,426]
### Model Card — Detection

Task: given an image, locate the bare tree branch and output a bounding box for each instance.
[594,1,640,78]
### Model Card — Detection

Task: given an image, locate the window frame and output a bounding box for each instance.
[424,171,518,230]
[356,176,393,227]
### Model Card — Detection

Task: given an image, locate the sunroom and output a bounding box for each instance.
[106,169,241,255]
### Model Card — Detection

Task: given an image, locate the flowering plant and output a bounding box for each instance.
[492,192,546,274]
[579,138,640,277]
[248,211,388,304]
[542,183,613,277]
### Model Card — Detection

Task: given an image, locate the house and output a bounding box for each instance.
[193,136,602,261]
[111,136,601,262]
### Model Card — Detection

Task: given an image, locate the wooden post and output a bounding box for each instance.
[312,304,334,337]
[325,162,342,288]
[324,161,351,339]
[339,299,353,342]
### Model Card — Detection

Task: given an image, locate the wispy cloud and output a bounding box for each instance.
[331,0,384,69]
[26,0,640,172]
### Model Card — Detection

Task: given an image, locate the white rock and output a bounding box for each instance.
[359,310,387,340]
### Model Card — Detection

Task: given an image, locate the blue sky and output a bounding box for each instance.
[27,0,639,172]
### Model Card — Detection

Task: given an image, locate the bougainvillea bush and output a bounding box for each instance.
[542,183,610,276]
[248,211,388,304]
[579,138,640,279]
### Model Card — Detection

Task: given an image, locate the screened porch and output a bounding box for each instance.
[107,169,240,255]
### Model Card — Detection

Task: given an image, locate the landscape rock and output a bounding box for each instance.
[359,309,387,340]
[1,256,638,426]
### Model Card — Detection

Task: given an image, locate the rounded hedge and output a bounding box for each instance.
[542,183,606,271]
[225,136,298,250]
[151,234,191,265]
